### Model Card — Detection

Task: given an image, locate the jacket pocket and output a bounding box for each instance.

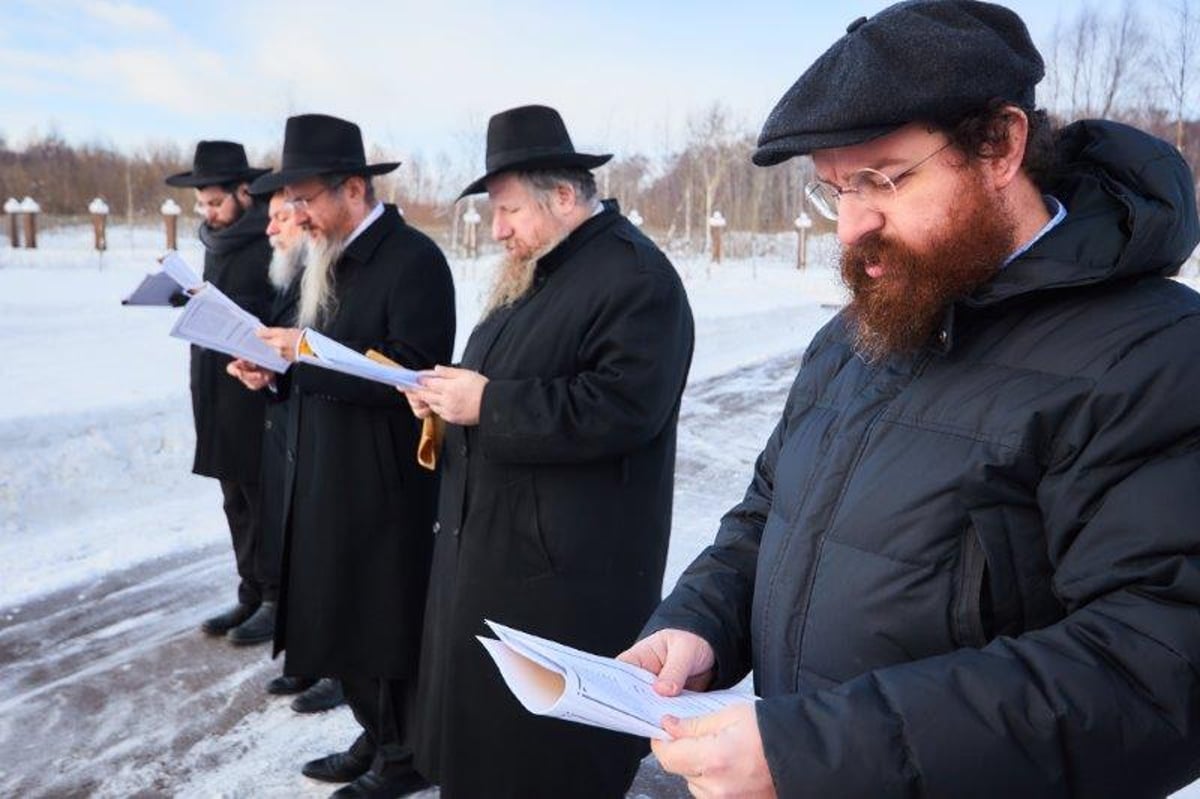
[951,527,990,649]
[506,475,555,579]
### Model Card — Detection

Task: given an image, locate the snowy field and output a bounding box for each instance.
[0,224,1197,798]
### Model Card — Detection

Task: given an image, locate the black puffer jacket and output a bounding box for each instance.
[645,120,1200,798]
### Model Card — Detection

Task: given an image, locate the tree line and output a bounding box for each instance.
[2,2,1198,247]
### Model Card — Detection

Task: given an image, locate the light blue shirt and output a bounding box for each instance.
[1003,195,1066,267]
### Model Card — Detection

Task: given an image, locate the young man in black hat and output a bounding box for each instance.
[239,113,455,799]
[165,140,279,646]
[402,104,695,799]
[620,1,1200,797]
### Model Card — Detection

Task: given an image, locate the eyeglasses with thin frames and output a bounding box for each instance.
[284,179,346,214]
[805,140,952,221]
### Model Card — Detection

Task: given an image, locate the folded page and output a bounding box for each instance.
[169,285,289,372]
[480,620,756,741]
[122,271,180,306]
[296,328,424,390]
[160,252,204,290]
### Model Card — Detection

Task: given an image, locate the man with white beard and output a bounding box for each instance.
[404,104,694,799]
[237,114,455,798]
[228,190,344,715]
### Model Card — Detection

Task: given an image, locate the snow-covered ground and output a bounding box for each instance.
[1,225,1197,798]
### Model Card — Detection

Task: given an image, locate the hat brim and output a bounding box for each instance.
[752,124,902,166]
[457,152,612,200]
[249,162,401,195]
[164,167,272,188]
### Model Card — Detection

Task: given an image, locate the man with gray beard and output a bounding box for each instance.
[229,190,344,714]
[239,114,455,798]
[403,104,694,799]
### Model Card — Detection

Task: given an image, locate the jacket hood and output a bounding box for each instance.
[970,119,1199,306]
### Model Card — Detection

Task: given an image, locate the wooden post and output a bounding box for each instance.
[794,213,813,270]
[161,199,181,251]
[89,198,110,252]
[462,200,481,259]
[708,211,726,265]
[3,198,18,248]
[20,197,39,249]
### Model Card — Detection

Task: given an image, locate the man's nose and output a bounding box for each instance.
[491,216,509,242]
[836,197,885,247]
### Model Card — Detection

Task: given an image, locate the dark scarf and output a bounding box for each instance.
[198,199,268,255]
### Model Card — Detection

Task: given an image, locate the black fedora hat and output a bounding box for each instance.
[165,140,270,188]
[250,114,400,194]
[458,105,611,199]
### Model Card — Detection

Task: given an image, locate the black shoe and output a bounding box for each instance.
[329,768,429,798]
[302,750,373,784]
[292,678,345,713]
[267,674,317,695]
[227,601,276,646]
[200,602,258,636]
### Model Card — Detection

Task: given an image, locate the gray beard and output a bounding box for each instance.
[268,239,306,290]
[297,234,346,329]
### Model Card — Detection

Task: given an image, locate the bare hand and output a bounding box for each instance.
[410,365,488,426]
[398,386,435,419]
[256,327,302,363]
[617,629,716,696]
[226,358,274,390]
[652,702,775,798]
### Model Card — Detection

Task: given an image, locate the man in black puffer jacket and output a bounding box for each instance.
[621,3,1200,797]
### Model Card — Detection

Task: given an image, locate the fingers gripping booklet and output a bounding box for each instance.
[478,620,756,740]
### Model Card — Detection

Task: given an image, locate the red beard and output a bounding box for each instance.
[839,174,1016,361]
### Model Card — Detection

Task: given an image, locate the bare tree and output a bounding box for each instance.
[1158,0,1200,149]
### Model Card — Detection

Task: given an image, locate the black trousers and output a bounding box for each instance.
[342,676,418,778]
[218,479,277,605]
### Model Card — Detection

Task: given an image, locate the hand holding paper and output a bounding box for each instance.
[478,620,755,741]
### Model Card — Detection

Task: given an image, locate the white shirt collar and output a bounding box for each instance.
[345,202,384,248]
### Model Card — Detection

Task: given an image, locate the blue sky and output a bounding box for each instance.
[0,0,1153,162]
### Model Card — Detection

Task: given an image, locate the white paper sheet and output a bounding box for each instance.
[160,252,203,290]
[122,271,180,306]
[296,328,424,389]
[479,620,756,741]
[169,284,289,372]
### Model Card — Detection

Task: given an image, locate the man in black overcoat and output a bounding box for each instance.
[239,114,455,799]
[229,189,344,715]
[165,141,277,645]
[404,105,695,799]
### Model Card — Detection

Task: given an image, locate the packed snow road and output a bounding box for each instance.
[0,350,805,799]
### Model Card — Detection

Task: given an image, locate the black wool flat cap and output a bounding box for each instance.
[753,0,1044,166]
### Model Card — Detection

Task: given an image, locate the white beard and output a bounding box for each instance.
[296,234,346,329]
[268,238,306,290]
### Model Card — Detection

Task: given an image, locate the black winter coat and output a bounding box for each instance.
[645,120,1200,798]
[257,274,302,588]
[274,206,455,678]
[190,203,274,483]
[414,203,695,799]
